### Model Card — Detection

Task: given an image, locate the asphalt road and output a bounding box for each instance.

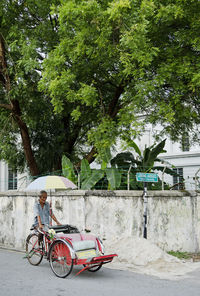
[1,248,200,296]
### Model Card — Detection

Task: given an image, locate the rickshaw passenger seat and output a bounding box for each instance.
[72,240,96,252]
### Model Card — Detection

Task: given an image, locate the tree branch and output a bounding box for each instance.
[0,34,11,92]
[107,84,124,118]
[0,103,12,110]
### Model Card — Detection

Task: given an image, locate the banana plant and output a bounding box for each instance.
[62,155,106,189]
[62,139,174,190]
[100,148,122,189]
[125,138,167,172]
[62,147,122,190]
[111,139,177,190]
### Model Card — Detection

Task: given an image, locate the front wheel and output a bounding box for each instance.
[49,240,73,278]
[26,233,43,266]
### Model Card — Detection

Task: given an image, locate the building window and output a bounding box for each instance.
[8,168,17,190]
[181,133,190,152]
[172,168,184,190]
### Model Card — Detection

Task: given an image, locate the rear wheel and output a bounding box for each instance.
[26,233,43,266]
[84,262,103,272]
[49,240,73,278]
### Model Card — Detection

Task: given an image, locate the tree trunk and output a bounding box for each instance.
[12,101,40,176]
[0,34,39,176]
[85,146,97,163]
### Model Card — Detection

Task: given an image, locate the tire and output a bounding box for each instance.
[84,262,103,272]
[49,240,73,278]
[26,233,43,266]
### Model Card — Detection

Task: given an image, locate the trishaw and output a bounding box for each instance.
[26,224,117,278]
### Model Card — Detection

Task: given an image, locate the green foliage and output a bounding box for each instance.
[62,148,123,190]
[80,158,91,183]
[61,139,175,190]
[62,155,104,189]
[168,251,191,260]
[100,148,112,170]
[142,139,167,172]
[111,140,167,173]
[1,0,200,175]
[81,169,104,190]
[109,139,175,190]
[105,167,121,190]
[126,141,141,157]
[62,155,77,184]
[0,0,66,173]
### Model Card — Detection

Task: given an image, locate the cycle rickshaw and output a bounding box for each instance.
[26,224,117,278]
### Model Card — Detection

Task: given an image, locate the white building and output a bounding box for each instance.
[0,161,28,192]
[136,125,200,190]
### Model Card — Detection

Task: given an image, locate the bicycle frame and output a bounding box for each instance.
[38,228,52,256]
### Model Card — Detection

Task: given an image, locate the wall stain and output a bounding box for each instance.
[55,200,63,211]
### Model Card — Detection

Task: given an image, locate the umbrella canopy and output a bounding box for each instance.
[26,175,77,191]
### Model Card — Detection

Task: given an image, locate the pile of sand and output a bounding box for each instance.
[104,236,200,280]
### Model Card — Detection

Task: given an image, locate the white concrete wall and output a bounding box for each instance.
[0,190,200,253]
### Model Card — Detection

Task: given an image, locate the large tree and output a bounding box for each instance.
[1,0,200,176]
[40,0,200,157]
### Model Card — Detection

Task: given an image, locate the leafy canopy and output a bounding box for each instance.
[41,0,200,154]
[1,0,200,175]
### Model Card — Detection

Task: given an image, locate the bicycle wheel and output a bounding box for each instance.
[84,262,103,272]
[49,240,73,278]
[26,233,43,266]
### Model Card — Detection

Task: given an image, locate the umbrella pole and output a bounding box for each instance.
[49,189,52,226]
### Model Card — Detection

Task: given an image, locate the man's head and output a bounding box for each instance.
[39,190,47,204]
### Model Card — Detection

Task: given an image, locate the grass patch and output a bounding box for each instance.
[167,251,191,260]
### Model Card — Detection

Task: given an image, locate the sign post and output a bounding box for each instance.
[136,173,158,239]
[143,182,148,239]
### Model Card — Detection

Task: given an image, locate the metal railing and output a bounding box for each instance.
[4,166,200,192]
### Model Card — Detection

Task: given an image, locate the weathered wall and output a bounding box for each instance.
[0,190,200,252]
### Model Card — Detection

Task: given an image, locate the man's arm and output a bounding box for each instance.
[38,216,43,229]
[51,213,61,225]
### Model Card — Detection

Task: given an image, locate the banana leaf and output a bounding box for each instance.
[127,140,142,156]
[111,152,136,169]
[62,155,77,184]
[81,169,104,190]
[101,148,112,170]
[105,167,121,190]
[143,139,166,170]
[80,159,91,183]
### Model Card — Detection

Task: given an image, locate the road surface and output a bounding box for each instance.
[1,248,200,296]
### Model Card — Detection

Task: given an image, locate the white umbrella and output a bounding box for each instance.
[26,175,77,191]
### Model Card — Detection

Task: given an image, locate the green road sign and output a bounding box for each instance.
[136,173,158,183]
